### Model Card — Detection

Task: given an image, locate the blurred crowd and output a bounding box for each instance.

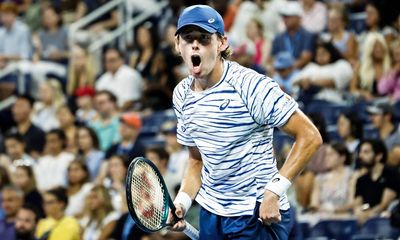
[0,0,399,239]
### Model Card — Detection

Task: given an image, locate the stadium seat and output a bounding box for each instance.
[351,234,376,240]
[306,100,350,126]
[309,219,359,240]
[359,217,400,239]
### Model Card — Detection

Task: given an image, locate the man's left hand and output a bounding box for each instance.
[259,190,281,225]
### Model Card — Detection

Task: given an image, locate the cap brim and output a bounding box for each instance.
[175,23,217,35]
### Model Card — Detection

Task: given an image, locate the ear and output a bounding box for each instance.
[174,36,181,55]
[218,35,229,52]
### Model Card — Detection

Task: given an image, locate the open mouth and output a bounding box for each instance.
[191,55,201,67]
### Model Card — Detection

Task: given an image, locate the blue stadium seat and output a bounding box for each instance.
[351,234,376,240]
[273,129,294,153]
[309,219,359,240]
[359,217,400,239]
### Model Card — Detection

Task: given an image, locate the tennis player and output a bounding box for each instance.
[169,5,322,239]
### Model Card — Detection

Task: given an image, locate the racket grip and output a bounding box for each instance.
[183,221,199,240]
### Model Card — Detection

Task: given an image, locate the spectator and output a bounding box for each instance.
[35,187,80,240]
[0,166,11,218]
[0,2,32,69]
[10,95,45,158]
[378,41,400,101]
[271,1,316,69]
[67,45,96,98]
[74,87,97,125]
[0,185,24,240]
[350,32,391,100]
[336,112,363,153]
[160,121,189,191]
[293,40,353,104]
[35,129,75,191]
[102,155,128,213]
[80,185,119,240]
[130,21,162,88]
[15,204,40,240]
[108,212,149,240]
[243,18,270,71]
[12,165,44,218]
[76,126,104,180]
[31,79,65,132]
[145,146,175,196]
[3,132,36,169]
[353,139,399,224]
[320,6,359,64]
[105,112,145,160]
[309,142,354,214]
[90,90,120,151]
[96,48,143,109]
[65,160,93,217]
[366,102,400,150]
[56,105,78,153]
[272,51,300,96]
[30,4,68,93]
[300,0,328,33]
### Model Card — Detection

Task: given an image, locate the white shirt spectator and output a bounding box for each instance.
[65,182,93,217]
[293,60,353,103]
[301,1,328,33]
[31,102,60,132]
[96,65,143,107]
[80,211,120,240]
[35,152,74,191]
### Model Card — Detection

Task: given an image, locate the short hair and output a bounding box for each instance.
[145,147,170,161]
[0,1,18,14]
[47,129,67,148]
[104,47,124,59]
[360,139,388,163]
[1,185,24,199]
[20,203,40,222]
[95,90,118,104]
[46,187,68,208]
[4,132,25,144]
[16,94,35,108]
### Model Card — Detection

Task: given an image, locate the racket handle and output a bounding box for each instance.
[183,221,199,240]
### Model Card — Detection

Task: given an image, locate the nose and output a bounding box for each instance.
[191,40,200,50]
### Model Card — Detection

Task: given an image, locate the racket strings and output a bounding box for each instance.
[131,162,167,230]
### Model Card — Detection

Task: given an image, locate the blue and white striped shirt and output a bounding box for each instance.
[173,61,298,217]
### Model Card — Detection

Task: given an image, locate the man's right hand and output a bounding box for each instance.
[167,204,187,231]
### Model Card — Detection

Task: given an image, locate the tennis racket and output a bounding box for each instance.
[126,157,199,240]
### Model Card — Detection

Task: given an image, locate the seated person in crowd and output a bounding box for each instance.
[353,139,400,224]
[0,185,24,240]
[15,204,40,240]
[272,51,299,96]
[271,1,315,69]
[2,132,36,169]
[35,187,80,240]
[293,40,353,104]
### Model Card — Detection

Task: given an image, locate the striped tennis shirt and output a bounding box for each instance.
[173,60,298,217]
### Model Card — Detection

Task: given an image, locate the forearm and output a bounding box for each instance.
[279,112,322,181]
[179,157,203,199]
[311,78,336,88]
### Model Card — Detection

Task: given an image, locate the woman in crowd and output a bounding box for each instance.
[57,105,78,153]
[102,155,128,213]
[350,32,392,100]
[337,112,363,153]
[293,40,353,104]
[80,185,119,240]
[31,79,66,132]
[67,45,96,98]
[378,41,400,101]
[76,126,104,180]
[245,18,270,71]
[65,159,93,217]
[36,187,80,240]
[309,142,354,215]
[12,165,44,218]
[321,6,358,64]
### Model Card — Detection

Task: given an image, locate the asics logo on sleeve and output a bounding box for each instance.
[219,99,230,110]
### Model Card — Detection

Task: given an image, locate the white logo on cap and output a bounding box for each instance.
[208,18,215,23]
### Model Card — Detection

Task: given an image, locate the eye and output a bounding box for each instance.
[182,34,194,43]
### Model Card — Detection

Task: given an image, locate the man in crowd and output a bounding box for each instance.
[0,185,24,239]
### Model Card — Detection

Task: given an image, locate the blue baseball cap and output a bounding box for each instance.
[274,52,295,70]
[176,5,225,35]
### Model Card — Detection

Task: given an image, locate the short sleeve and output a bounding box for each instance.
[244,76,298,127]
[173,84,196,147]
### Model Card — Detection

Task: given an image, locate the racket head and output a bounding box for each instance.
[126,157,171,232]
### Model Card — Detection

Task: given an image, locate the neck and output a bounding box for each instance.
[193,59,224,91]
[50,150,62,156]
[68,184,82,195]
[380,122,394,138]
[52,212,64,220]
[370,162,384,180]
[18,120,31,134]
[287,27,299,35]
[47,25,59,33]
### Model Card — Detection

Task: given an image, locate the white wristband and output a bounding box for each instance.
[173,192,192,214]
[264,174,292,197]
